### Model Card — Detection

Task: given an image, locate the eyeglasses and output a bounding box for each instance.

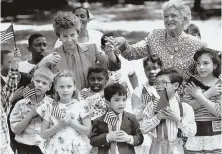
[155,81,171,87]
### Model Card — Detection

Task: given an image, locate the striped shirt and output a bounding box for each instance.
[184,80,221,121]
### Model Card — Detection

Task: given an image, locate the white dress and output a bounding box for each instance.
[37,99,92,154]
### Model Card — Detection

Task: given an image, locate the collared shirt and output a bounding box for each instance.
[141,94,197,141]
[1,66,20,151]
[10,96,53,145]
[107,113,134,154]
[80,88,96,100]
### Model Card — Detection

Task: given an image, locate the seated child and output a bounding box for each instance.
[90,83,144,154]
[140,68,196,154]
[10,67,54,154]
[184,48,221,153]
[41,12,120,90]
[131,54,162,154]
[0,49,21,154]
[81,64,109,120]
[37,70,92,154]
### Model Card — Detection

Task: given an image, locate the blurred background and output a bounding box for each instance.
[1,0,221,85]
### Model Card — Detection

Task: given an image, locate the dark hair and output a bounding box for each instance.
[184,23,201,38]
[87,64,109,80]
[156,68,183,86]
[73,7,90,19]
[28,33,44,47]
[101,32,114,47]
[1,50,12,64]
[104,83,127,102]
[193,47,221,77]
[143,54,163,68]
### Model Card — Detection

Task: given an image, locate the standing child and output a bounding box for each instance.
[131,54,162,154]
[1,49,21,154]
[90,83,144,154]
[10,67,54,154]
[140,68,197,154]
[37,70,92,154]
[82,64,109,120]
[184,48,221,153]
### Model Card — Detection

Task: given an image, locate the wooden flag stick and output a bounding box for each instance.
[11,22,18,50]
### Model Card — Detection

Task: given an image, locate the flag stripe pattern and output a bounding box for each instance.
[104,111,119,126]
[51,105,64,119]
[1,25,14,42]
[22,82,35,98]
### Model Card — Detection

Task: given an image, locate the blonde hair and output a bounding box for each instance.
[53,12,81,37]
[33,67,54,84]
[54,70,79,101]
[162,0,191,30]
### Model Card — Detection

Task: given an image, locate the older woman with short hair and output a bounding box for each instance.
[110,0,205,82]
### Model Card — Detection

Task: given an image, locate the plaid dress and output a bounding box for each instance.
[1,67,20,153]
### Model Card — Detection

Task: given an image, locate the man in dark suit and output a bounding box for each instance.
[90,83,144,154]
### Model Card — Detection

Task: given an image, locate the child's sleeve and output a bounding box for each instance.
[36,103,51,122]
[10,100,25,133]
[89,120,110,148]
[131,87,143,119]
[177,103,197,137]
[130,114,144,146]
[79,100,92,119]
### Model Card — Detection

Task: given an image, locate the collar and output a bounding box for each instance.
[25,95,47,105]
[169,94,178,105]
[63,43,89,55]
[166,31,187,42]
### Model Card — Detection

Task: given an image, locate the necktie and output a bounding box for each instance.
[110,124,117,154]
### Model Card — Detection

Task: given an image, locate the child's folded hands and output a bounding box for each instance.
[107,130,131,142]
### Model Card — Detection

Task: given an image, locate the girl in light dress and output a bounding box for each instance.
[37,70,92,154]
[184,48,221,154]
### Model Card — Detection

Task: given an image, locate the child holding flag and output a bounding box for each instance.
[10,67,54,154]
[0,49,21,154]
[90,83,144,154]
[140,68,196,154]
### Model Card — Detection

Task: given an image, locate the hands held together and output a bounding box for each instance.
[107,130,131,143]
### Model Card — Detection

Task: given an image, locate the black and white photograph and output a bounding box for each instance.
[1,0,221,153]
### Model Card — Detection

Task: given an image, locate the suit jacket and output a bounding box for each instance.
[90,111,144,154]
[46,43,121,90]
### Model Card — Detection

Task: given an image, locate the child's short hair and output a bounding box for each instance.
[101,32,114,47]
[72,7,90,19]
[87,64,109,80]
[33,67,54,84]
[1,50,12,64]
[143,54,162,68]
[53,12,81,37]
[156,68,183,86]
[184,23,201,38]
[28,33,44,47]
[194,47,221,77]
[104,83,127,102]
[54,70,79,101]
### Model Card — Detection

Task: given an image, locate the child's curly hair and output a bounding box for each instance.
[53,12,81,37]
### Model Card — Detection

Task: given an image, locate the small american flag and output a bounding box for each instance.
[1,24,14,43]
[51,105,64,119]
[104,110,119,126]
[22,82,36,98]
[156,88,169,112]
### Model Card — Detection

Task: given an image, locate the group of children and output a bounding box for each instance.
[1,7,221,154]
